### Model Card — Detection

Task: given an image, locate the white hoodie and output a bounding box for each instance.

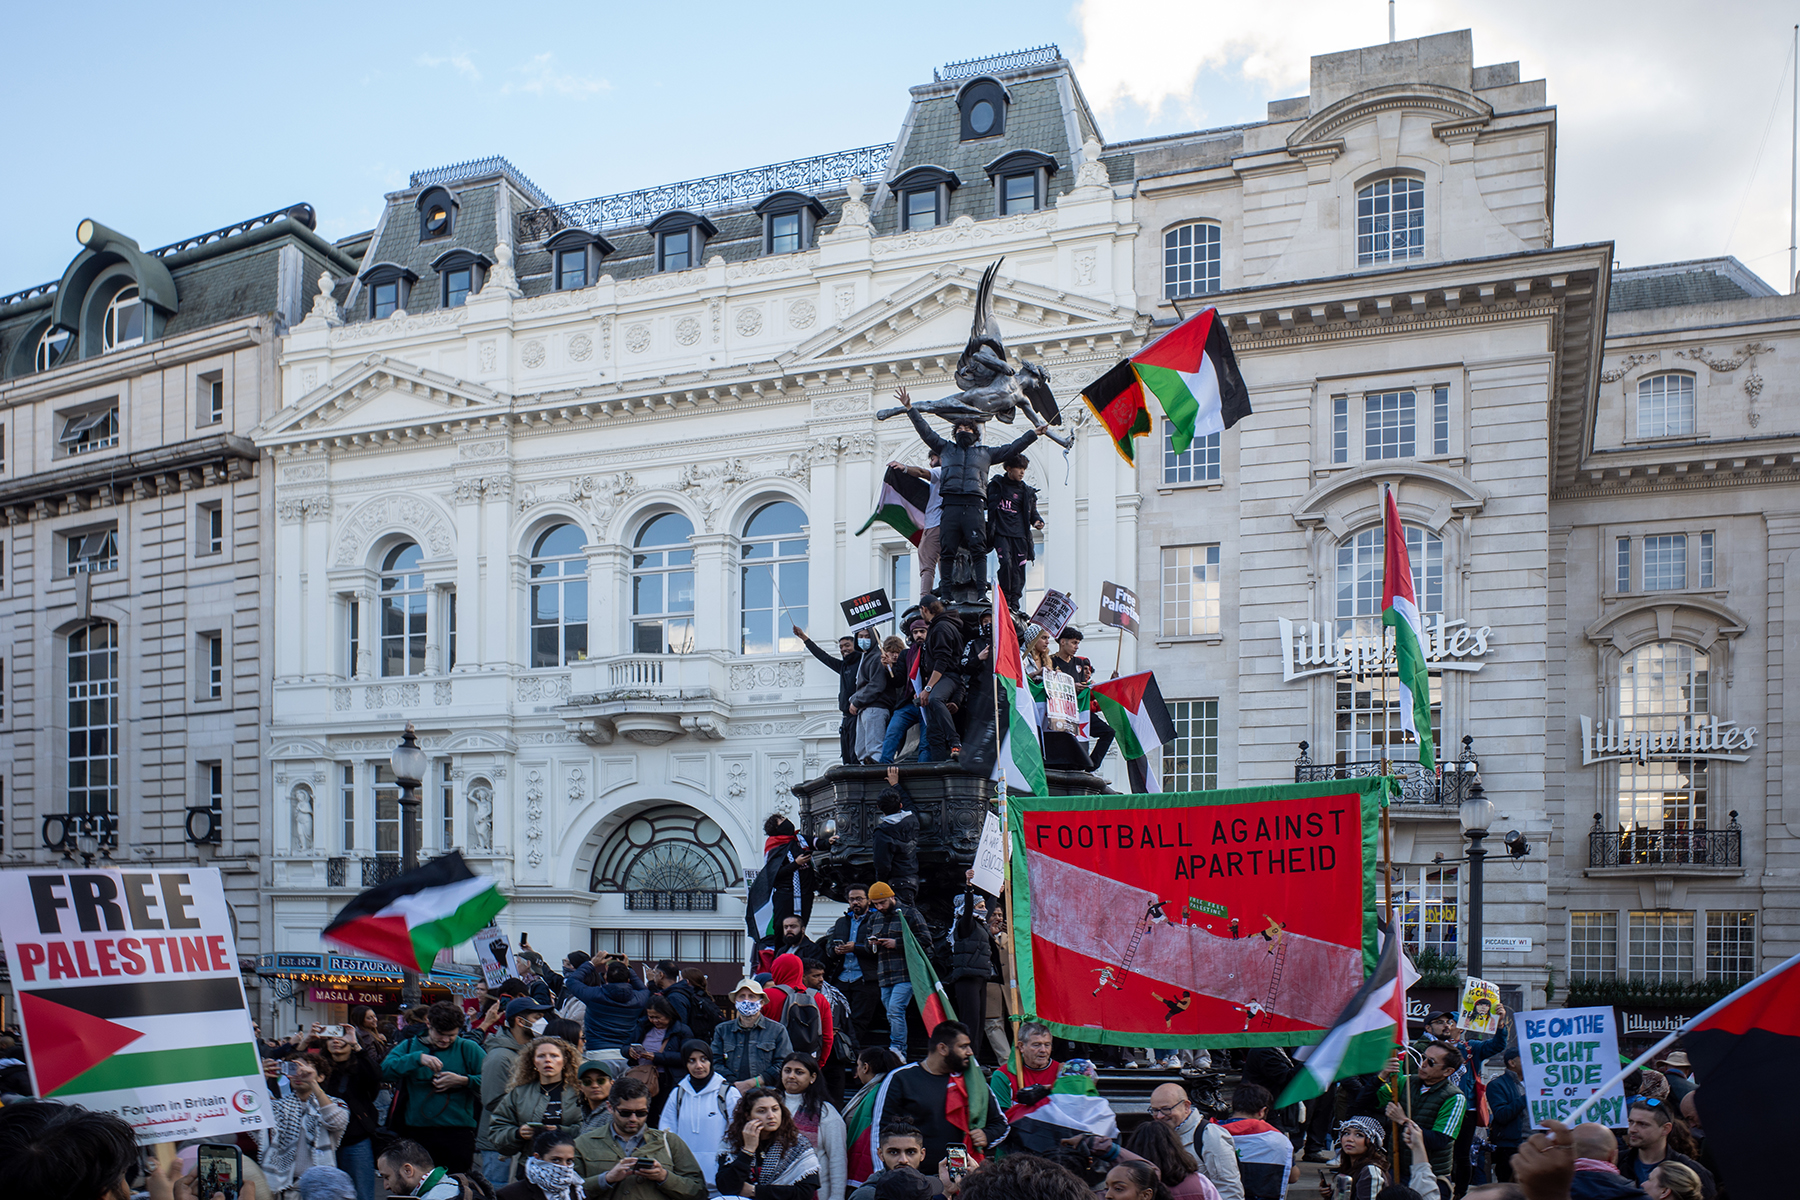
[664,1070,733,1195]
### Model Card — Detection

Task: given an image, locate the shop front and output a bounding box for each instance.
[255,952,481,1031]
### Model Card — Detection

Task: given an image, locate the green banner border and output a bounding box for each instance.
[1005,776,1392,1049]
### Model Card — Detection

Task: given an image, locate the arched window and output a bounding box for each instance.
[530,523,588,668]
[69,621,119,818]
[1618,642,1710,829]
[380,543,426,677]
[36,326,71,372]
[589,805,736,894]
[103,286,145,351]
[632,514,695,654]
[1333,523,1444,766]
[1637,373,1696,439]
[1164,223,1221,298]
[1356,177,1425,266]
[740,501,807,655]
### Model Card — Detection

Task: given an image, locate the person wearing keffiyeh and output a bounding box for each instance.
[262,1054,350,1196]
[717,1087,823,1200]
[499,1130,582,1200]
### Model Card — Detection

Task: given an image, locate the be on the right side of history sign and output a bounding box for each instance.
[1517,1005,1627,1127]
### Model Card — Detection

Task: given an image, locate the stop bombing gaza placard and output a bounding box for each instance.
[0,867,268,1143]
[1517,1005,1627,1127]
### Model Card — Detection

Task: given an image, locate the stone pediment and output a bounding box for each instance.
[258,354,507,443]
[783,267,1129,368]
[1286,83,1494,156]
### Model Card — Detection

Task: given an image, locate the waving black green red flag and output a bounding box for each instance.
[1082,307,1252,464]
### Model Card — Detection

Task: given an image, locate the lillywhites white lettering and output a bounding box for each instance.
[1277,615,1493,682]
[1577,715,1757,766]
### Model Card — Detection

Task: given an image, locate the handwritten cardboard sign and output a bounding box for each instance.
[1518,1005,1627,1127]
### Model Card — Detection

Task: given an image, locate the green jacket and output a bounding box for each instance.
[572,1121,706,1200]
[477,1029,526,1152]
[381,1033,487,1130]
[1377,1073,1466,1178]
[491,1078,582,1155]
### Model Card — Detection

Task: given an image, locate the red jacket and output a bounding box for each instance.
[762,952,833,1063]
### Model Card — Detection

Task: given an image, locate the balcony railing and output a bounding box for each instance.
[1588,812,1742,868]
[1293,735,1481,806]
[363,856,404,886]
[326,857,348,887]
[624,891,720,912]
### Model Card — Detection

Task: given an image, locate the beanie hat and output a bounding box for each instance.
[297,1166,358,1200]
[868,882,896,901]
[566,950,591,970]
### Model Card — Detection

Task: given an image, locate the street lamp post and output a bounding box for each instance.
[390,724,430,1009]
[1459,778,1495,981]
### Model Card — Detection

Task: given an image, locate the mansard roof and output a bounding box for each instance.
[1607,258,1778,313]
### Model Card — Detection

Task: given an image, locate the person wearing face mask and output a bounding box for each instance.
[797,627,867,766]
[896,386,1044,602]
[499,1130,583,1200]
[479,998,555,1191]
[849,634,907,765]
[713,981,795,1095]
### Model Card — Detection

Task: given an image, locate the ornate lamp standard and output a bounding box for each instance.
[1459,778,1495,979]
[390,724,429,1007]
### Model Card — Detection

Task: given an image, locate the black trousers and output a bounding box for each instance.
[924,677,965,759]
[953,978,986,1053]
[1451,1112,1476,1194]
[839,712,857,765]
[840,976,885,1050]
[938,498,988,586]
[993,535,1031,612]
[408,1125,475,1175]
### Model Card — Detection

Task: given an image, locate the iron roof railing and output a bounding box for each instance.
[150,204,318,257]
[936,44,1062,82]
[515,143,892,242]
[410,156,556,209]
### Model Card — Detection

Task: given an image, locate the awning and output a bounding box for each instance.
[255,952,480,996]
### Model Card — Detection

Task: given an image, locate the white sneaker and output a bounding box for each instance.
[1160,1055,1182,1069]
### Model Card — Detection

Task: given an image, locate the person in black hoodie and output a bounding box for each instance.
[873,768,921,905]
[319,1023,385,1200]
[915,595,966,762]
[986,454,1043,614]
[799,627,867,765]
[948,882,996,1059]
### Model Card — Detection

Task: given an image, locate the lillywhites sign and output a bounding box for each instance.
[1578,716,1758,766]
[1278,615,1493,682]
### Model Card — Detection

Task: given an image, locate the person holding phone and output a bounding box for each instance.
[263,1051,350,1196]
[492,1036,583,1163]
[382,1000,488,1175]
[571,1076,707,1199]
[716,1087,822,1200]
[317,1021,384,1200]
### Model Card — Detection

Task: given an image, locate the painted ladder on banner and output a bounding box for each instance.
[1259,937,1289,1028]
[1116,906,1157,980]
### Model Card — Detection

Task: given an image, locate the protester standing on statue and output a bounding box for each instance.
[916,594,966,762]
[985,454,1042,614]
[850,635,908,765]
[879,619,933,763]
[873,768,921,906]
[866,882,934,1058]
[828,884,885,1053]
[889,453,944,599]
[799,628,867,766]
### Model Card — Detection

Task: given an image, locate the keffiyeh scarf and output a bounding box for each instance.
[262,1095,336,1191]
[725,1136,821,1188]
[523,1157,580,1200]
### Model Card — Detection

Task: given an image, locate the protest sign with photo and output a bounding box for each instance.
[1044,669,1081,732]
[1030,589,1078,638]
[1007,777,1385,1047]
[1517,1005,1627,1127]
[473,925,511,990]
[0,867,268,1142]
[1459,976,1501,1035]
[1099,582,1139,637]
[840,588,894,632]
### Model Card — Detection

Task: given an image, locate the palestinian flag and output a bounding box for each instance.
[1678,951,1800,1198]
[1082,307,1251,464]
[900,913,988,1135]
[843,1079,884,1184]
[1090,672,1177,793]
[1003,1069,1120,1155]
[323,850,506,972]
[1277,927,1416,1108]
[855,466,931,546]
[992,592,1046,797]
[1380,488,1436,770]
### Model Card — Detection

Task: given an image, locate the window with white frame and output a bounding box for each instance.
[1161,545,1221,637]
[60,405,119,456]
[1642,534,1687,591]
[201,632,223,700]
[1365,391,1416,460]
[68,622,119,817]
[67,528,119,575]
[202,761,223,829]
[740,501,808,655]
[1356,177,1425,265]
[890,551,913,608]
[1616,537,1631,593]
[379,543,427,677]
[1396,865,1458,960]
[1569,911,1618,980]
[1699,532,1714,587]
[1432,385,1450,455]
[1161,699,1219,791]
[529,523,588,668]
[373,765,402,857]
[1637,373,1695,438]
[1335,524,1444,765]
[1618,642,1709,829]
[1163,425,1220,484]
[632,513,696,654]
[1628,910,1694,982]
[198,503,223,556]
[340,764,355,851]
[1163,223,1221,298]
[440,762,455,850]
[1706,910,1756,984]
[199,372,224,425]
[103,286,146,351]
[1331,396,1349,463]
[36,326,71,372]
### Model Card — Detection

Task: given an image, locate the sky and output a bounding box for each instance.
[4,1,1798,291]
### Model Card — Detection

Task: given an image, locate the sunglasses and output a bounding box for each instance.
[615,1106,650,1118]
[1638,1097,1663,1106]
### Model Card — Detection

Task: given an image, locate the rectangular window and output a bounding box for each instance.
[1642,534,1687,591]
[202,632,223,700]
[1432,385,1450,455]
[770,212,801,254]
[203,761,223,827]
[1163,223,1222,298]
[891,552,913,607]
[371,282,399,320]
[1637,374,1696,438]
[199,372,224,426]
[447,592,458,672]
[373,765,400,856]
[1356,177,1426,265]
[1,423,6,469]
[198,503,223,556]
[556,249,587,291]
[1628,910,1694,982]
[347,600,360,677]
[59,405,120,456]
[1161,699,1219,791]
[1396,866,1458,960]
[444,268,472,308]
[1,658,5,720]
[1699,532,1714,588]
[68,622,119,818]
[1569,911,1619,980]
[1364,390,1416,460]
[340,764,355,851]
[1001,173,1037,215]
[1706,911,1756,984]
[440,761,455,850]
[904,189,938,230]
[1161,544,1221,637]
[1163,425,1221,485]
[1616,537,1632,593]
[1331,396,1348,464]
[660,230,690,272]
[67,528,119,576]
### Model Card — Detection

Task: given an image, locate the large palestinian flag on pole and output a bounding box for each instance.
[1082,307,1252,464]
[1089,671,1177,793]
[1380,488,1436,770]
[993,593,1047,797]
[1278,926,1418,1108]
[323,850,506,973]
[855,466,931,545]
[1007,778,1389,1048]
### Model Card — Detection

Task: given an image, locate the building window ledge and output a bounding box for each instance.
[1153,634,1224,647]
[1582,865,1746,880]
[1155,482,1226,496]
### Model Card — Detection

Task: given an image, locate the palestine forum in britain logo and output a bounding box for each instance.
[232,1088,260,1114]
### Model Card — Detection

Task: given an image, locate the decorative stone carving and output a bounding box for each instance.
[725,722,799,737]
[333,494,454,564]
[434,680,453,705]
[599,316,613,357]
[789,299,817,330]
[725,251,821,281]
[277,497,332,522]
[363,683,421,708]
[469,781,494,850]
[726,760,749,802]
[873,210,1055,256]
[332,688,350,711]
[460,441,507,460]
[836,175,871,229]
[521,340,547,369]
[331,307,462,342]
[675,316,702,346]
[728,660,806,690]
[625,324,651,353]
[709,297,722,343]
[282,464,327,482]
[517,674,573,702]
[306,271,342,326]
[292,784,315,851]
[1675,343,1773,373]
[568,766,586,803]
[1075,137,1109,189]
[834,286,855,320]
[772,759,796,806]
[301,367,320,392]
[478,340,497,371]
[516,289,585,314]
[524,770,545,866]
[1073,249,1097,286]
[569,333,594,362]
[454,477,510,503]
[487,242,521,295]
[735,306,763,337]
[676,459,752,530]
[1600,352,1659,383]
[811,393,869,416]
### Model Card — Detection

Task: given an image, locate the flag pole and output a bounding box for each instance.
[1376,484,1410,1136]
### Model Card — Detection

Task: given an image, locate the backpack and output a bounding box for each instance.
[451,1171,497,1200]
[686,988,723,1043]
[771,984,824,1057]
[826,989,859,1069]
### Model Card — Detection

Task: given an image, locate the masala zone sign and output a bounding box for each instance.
[1277,615,1494,682]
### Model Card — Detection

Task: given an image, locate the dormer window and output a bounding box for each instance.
[984,151,1058,217]
[754,192,828,255]
[544,229,615,291]
[430,249,492,308]
[358,263,419,320]
[647,211,718,273]
[36,326,71,372]
[417,186,457,242]
[889,166,961,232]
[957,77,1009,141]
[103,286,145,351]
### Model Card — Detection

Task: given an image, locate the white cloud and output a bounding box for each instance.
[416,52,481,82]
[503,53,610,98]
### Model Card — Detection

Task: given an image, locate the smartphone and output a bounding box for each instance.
[279,1060,300,1078]
[197,1144,243,1196]
[629,1043,644,1056]
[945,1146,971,1180]
[321,1024,345,1039]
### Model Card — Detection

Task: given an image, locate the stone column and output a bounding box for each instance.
[689,533,735,654]
[353,591,375,680]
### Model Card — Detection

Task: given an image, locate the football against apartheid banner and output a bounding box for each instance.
[0,867,268,1142]
[1007,778,1389,1048]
